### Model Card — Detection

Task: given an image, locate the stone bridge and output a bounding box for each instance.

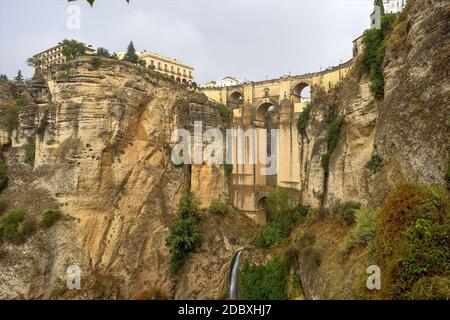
[201,59,353,224]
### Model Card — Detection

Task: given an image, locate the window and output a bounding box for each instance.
[177,67,180,75]
[158,62,161,70]
[189,71,192,77]
[171,66,174,73]
[151,60,154,65]
[183,69,186,76]
[165,64,168,71]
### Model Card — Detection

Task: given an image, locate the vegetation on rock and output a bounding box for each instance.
[296,104,311,135]
[41,209,62,228]
[255,188,307,248]
[321,116,344,185]
[62,39,87,60]
[0,210,35,244]
[240,258,288,300]
[24,143,36,166]
[0,160,8,190]
[217,104,231,123]
[334,201,361,226]
[359,13,398,100]
[373,182,450,299]
[166,192,201,272]
[208,199,230,216]
[2,98,25,134]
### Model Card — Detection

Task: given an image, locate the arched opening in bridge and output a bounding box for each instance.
[229,91,243,105]
[292,82,311,105]
[256,101,277,124]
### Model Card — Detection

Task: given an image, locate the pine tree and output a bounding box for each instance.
[0,74,8,82]
[123,41,139,64]
[14,70,24,83]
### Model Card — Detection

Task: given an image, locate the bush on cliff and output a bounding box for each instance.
[359,13,398,100]
[167,192,202,272]
[217,104,231,123]
[374,182,450,299]
[209,199,230,216]
[338,209,378,257]
[24,143,36,166]
[297,104,311,135]
[240,258,288,300]
[255,222,285,248]
[178,191,201,221]
[41,209,62,228]
[0,160,8,190]
[0,210,35,244]
[321,116,344,183]
[2,98,25,134]
[166,217,200,272]
[334,201,361,226]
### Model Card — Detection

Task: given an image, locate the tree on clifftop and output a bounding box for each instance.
[14,70,24,83]
[62,39,87,61]
[96,47,111,58]
[123,41,139,64]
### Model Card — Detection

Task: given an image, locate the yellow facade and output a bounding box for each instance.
[118,50,195,83]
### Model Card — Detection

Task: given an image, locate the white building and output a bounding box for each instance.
[384,0,407,14]
[201,76,241,88]
[371,0,407,29]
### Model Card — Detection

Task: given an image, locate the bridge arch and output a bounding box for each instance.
[255,99,278,123]
[291,81,311,104]
[228,90,243,104]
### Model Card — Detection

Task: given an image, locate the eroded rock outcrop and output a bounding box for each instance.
[0,57,250,299]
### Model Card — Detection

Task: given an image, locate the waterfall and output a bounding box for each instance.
[229,250,243,300]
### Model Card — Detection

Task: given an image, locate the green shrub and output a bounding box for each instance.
[209,199,230,215]
[0,210,26,243]
[297,104,311,135]
[255,222,286,248]
[321,116,344,181]
[217,104,231,123]
[339,209,378,257]
[18,218,36,241]
[24,143,35,166]
[166,192,202,272]
[358,13,398,100]
[374,182,450,299]
[41,209,61,228]
[0,198,7,214]
[166,217,200,272]
[334,201,361,226]
[0,161,7,189]
[295,230,322,269]
[90,56,102,69]
[367,154,383,173]
[2,99,24,133]
[178,192,201,221]
[240,258,288,300]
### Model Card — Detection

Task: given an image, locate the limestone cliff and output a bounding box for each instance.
[0,57,252,299]
[294,0,450,299]
[299,0,449,210]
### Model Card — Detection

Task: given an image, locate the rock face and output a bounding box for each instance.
[0,57,249,299]
[299,0,449,210]
[295,0,450,299]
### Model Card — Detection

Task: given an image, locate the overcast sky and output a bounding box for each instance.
[0,0,373,84]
